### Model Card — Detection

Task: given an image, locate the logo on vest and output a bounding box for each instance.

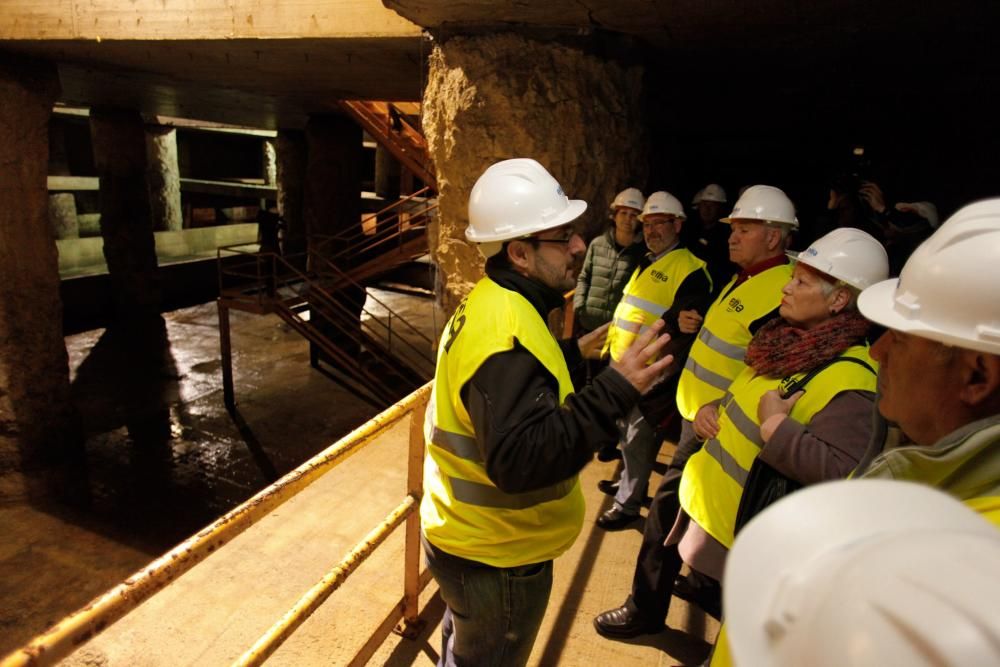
[649,269,671,283]
[726,297,745,312]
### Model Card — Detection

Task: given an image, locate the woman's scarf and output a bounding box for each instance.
[744,310,872,378]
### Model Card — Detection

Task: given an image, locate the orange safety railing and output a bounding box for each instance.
[1,384,433,667]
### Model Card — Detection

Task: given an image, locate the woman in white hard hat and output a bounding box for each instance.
[595,227,889,639]
[573,187,647,333]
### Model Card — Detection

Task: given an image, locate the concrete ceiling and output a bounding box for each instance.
[5,38,427,130]
[0,0,996,129]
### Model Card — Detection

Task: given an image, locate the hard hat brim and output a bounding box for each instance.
[465,198,588,244]
[857,277,908,332]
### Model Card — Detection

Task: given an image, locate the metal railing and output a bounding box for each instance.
[1,384,433,667]
[338,101,436,190]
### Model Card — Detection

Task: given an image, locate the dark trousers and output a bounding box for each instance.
[625,419,705,621]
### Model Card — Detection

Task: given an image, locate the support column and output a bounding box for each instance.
[304,113,362,242]
[144,124,182,232]
[0,55,79,500]
[422,33,648,312]
[276,130,306,256]
[90,108,161,318]
[303,114,365,364]
[374,144,402,201]
[49,192,79,239]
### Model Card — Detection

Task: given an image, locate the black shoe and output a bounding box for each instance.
[597,479,619,496]
[596,507,640,531]
[597,446,622,462]
[672,574,722,620]
[593,605,662,639]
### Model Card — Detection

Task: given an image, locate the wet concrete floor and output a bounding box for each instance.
[0,289,442,656]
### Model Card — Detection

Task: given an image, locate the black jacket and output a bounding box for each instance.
[460,267,639,494]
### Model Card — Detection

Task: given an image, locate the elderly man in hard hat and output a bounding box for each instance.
[854,199,1000,526]
[421,158,674,666]
[595,223,887,640]
[595,190,714,531]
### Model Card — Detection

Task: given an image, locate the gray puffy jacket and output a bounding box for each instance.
[573,229,645,331]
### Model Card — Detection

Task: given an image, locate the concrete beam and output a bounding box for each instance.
[0,0,420,40]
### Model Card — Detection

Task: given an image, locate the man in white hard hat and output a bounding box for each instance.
[724,480,1000,667]
[854,198,1000,526]
[421,158,674,666]
[595,185,797,637]
[687,183,737,292]
[595,190,714,530]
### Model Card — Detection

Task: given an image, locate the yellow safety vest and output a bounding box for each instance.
[603,247,709,361]
[676,264,793,421]
[680,345,877,549]
[420,278,583,567]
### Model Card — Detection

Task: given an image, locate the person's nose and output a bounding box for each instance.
[871,330,891,362]
[569,233,586,255]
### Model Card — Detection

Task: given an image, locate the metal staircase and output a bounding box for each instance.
[338,101,436,190]
[217,192,438,409]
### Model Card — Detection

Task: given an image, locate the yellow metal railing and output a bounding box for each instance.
[1,384,433,667]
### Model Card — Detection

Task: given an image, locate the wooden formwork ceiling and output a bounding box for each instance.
[0,0,426,129]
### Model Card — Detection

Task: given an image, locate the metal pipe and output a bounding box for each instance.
[232,495,417,667]
[0,384,432,667]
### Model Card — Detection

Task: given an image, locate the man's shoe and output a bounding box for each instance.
[597,445,622,462]
[672,574,722,620]
[593,605,662,639]
[596,507,640,531]
[597,479,619,496]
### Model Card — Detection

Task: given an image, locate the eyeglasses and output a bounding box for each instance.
[527,232,576,245]
[642,217,678,228]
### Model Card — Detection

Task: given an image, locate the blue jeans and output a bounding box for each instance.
[423,535,553,667]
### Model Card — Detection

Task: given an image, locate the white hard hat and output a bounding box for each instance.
[721,184,798,229]
[639,190,685,221]
[858,198,1000,355]
[691,188,704,207]
[726,480,1000,667]
[789,227,889,290]
[610,187,645,212]
[700,183,727,203]
[466,158,587,250]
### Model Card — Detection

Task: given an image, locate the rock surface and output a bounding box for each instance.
[422,33,647,311]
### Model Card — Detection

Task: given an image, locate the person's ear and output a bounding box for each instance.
[829,287,851,315]
[958,350,1000,409]
[507,239,532,271]
[765,227,782,251]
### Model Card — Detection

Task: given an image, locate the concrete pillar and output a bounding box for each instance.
[303,114,365,362]
[276,130,307,256]
[422,33,648,311]
[0,55,80,500]
[49,192,79,239]
[304,113,362,244]
[144,125,183,232]
[262,139,277,185]
[90,108,162,318]
[374,144,401,201]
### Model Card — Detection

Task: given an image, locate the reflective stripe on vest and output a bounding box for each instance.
[420,278,584,568]
[680,345,878,549]
[603,248,709,361]
[683,356,735,392]
[676,264,793,420]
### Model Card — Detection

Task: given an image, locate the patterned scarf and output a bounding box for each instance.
[744,310,872,378]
